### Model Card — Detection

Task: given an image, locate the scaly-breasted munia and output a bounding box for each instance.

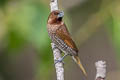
[47,10,87,76]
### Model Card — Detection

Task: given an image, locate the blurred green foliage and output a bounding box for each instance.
[0,0,54,80]
[110,2,120,61]
[100,0,120,64]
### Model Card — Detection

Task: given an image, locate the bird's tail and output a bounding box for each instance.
[72,56,87,76]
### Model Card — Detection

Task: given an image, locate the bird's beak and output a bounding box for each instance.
[58,11,64,18]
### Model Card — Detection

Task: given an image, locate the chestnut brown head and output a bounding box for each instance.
[47,10,64,24]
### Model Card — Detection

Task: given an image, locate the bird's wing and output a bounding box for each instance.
[55,23,78,53]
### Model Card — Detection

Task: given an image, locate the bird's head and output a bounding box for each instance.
[48,10,64,24]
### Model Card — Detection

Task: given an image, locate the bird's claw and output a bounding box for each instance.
[55,59,64,65]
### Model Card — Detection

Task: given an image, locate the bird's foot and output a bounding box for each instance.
[54,54,68,64]
[55,58,64,64]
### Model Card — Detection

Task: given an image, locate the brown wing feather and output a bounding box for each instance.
[56,23,78,53]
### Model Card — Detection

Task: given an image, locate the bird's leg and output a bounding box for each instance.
[55,54,68,64]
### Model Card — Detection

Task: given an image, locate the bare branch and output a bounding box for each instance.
[95,61,106,80]
[51,43,64,80]
[50,0,58,12]
[50,0,64,80]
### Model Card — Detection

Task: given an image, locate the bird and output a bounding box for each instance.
[47,10,87,76]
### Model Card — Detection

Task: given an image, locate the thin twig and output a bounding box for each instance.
[50,0,58,12]
[50,1,64,80]
[95,61,106,80]
[51,43,64,80]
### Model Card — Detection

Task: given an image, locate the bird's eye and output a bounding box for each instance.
[54,12,58,15]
